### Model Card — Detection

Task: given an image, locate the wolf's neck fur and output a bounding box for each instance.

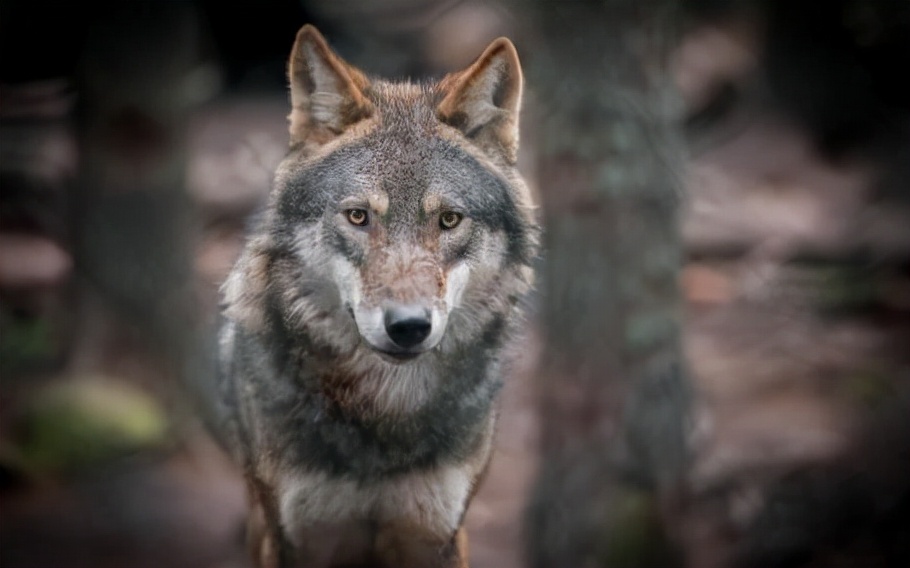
[292,342,445,419]
[254,315,505,480]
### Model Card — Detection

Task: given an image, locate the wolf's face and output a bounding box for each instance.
[224,26,536,369]
[307,144,489,360]
[274,121,529,361]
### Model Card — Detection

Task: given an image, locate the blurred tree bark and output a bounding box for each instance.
[523,1,690,566]
[74,2,214,402]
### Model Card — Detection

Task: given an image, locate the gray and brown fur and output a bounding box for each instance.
[211,25,537,568]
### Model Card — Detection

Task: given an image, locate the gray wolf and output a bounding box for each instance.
[211,24,537,568]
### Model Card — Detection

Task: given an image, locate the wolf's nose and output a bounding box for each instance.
[384,305,432,349]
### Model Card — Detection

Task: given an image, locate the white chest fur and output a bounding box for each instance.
[276,412,495,552]
[278,459,476,546]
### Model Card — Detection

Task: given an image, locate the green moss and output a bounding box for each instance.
[626,311,676,352]
[843,369,894,408]
[813,265,879,313]
[601,487,677,567]
[18,377,170,473]
[0,314,56,374]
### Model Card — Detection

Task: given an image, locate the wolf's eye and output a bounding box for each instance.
[439,211,463,230]
[346,208,369,227]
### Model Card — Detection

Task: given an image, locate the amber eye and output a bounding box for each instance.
[346,208,369,227]
[439,211,463,230]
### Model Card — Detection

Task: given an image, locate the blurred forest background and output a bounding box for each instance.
[1,1,908,567]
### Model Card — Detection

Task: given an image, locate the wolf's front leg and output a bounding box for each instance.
[453,528,470,568]
[375,522,469,568]
[246,476,293,568]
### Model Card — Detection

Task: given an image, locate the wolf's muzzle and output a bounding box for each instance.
[383,304,432,349]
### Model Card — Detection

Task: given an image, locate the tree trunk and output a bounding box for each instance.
[523,1,690,566]
[73,2,213,401]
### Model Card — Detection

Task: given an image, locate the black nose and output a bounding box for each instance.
[384,305,432,349]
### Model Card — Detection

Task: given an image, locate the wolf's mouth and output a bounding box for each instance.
[372,347,423,363]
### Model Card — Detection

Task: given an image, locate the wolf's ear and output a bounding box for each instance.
[437,38,523,163]
[288,25,373,145]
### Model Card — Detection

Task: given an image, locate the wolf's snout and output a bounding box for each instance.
[383,304,432,349]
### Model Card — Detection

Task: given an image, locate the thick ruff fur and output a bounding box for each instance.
[212,25,537,568]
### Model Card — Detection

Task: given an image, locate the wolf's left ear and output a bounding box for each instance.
[288,25,373,145]
[438,38,523,163]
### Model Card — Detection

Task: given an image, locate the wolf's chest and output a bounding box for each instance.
[277,460,476,545]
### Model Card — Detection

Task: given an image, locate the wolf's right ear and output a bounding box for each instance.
[288,25,373,145]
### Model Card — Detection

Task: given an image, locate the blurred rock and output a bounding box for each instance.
[0,234,71,288]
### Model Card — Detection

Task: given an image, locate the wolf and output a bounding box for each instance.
[211,24,537,568]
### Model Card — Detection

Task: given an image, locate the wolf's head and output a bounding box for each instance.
[224,25,536,366]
